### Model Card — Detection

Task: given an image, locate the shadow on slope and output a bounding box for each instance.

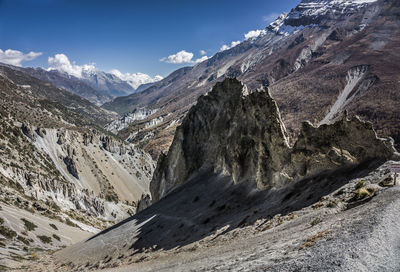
[87,159,383,253]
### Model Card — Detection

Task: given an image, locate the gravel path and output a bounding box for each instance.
[101,175,400,272]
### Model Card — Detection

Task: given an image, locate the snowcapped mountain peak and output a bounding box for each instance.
[296,0,378,16]
[110,69,163,90]
[267,0,378,36]
[46,53,162,97]
[267,12,311,36]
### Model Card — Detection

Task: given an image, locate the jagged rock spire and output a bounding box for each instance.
[150,78,397,203]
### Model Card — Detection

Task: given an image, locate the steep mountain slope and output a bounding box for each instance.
[2,63,161,106]
[46,78,399,271]
[0,64,117,126]
[103,0,400,159]
[16,66,114,106]
[0,67,155,268]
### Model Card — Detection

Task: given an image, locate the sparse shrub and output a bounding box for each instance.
[50,202,61,212]
[49,223,58,230]
[356,187,370,200]
[310,218,322,227]
[52,234,60,241]
[327,200,338,208]
[65,218,77,227]
[21,218,37,231]
[0,225,17,239]
[17,235,30,245]
[0,217,4,225]
[355,180,366,189]
[37,235,52,244]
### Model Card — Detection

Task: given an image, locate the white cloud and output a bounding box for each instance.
[110,69,163,89]
[220,41,241,52]
[263,13,280,23]
[160,50,194,64]
[160,50,208,65]
[48,53,95,78]
[194,56,209,64]
[0,49,42,67]
[200,50,206,55]
[244,29,267,40]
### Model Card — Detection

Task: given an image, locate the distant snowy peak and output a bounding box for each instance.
[267,0,378,35]
[110,69,163,90]
[296,0,378,17]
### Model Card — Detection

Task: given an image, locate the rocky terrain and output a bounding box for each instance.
[1,0,399,271]
[150,78,396,202]
[0,64,156,269]
[32,78,400,271]
[103,0,400,159]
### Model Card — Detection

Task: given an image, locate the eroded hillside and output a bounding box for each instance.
[0,66,155,269]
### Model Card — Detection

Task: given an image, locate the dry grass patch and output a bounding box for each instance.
[356,187,370,200]
[299,230,330,250]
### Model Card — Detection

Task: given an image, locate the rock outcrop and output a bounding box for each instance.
[136,193,152,213]
[150,78,397,202]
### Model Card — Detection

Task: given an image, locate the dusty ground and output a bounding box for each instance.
[102,180,400,271]
[0,204,93,270]
[22,160,400,272]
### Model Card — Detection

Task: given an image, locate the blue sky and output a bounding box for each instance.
[0,0,300,78]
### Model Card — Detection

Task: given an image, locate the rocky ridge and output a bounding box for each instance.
[150,78,396,202]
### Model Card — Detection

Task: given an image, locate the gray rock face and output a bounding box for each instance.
[150,78,397,203]
[21,123,36,140]
[136,193,152,213]
[63,156,79,179]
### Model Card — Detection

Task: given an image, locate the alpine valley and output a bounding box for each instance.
[0,0,399,271]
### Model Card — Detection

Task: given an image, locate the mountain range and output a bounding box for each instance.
[102,0,400,160]
[1,63,162,106]
[0,0,400,271]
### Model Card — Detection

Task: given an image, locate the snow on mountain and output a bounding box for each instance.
[267,13,310,36]
[110,69,163,90]
[295,0,378,17]
[266,0,377,36]
[47,53,162,98]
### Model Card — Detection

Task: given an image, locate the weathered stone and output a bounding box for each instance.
[136,193,152,212]
[57,130,66,145]
[35,127,46,138]
[21,123,36,140]
[150,78,397,203]
[63,156,79,179]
